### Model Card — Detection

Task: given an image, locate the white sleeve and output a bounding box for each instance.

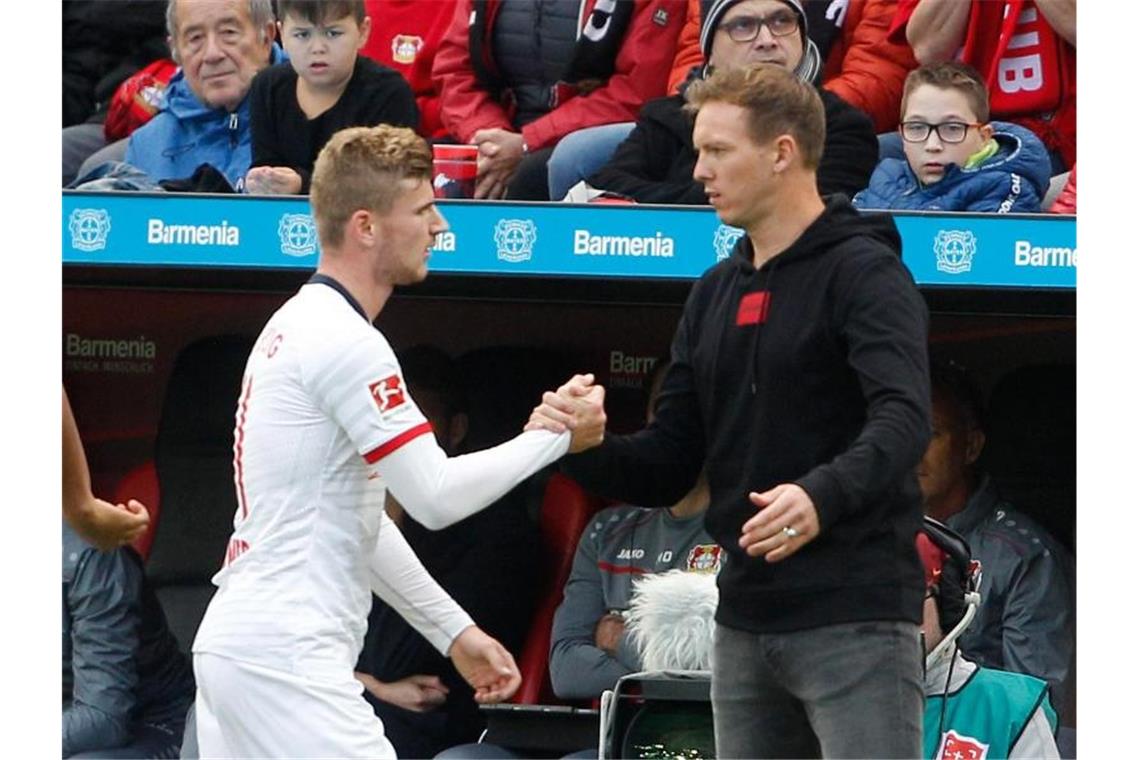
[1009,708,1061,760]
[367,511,475,656]
[376,428,571,530]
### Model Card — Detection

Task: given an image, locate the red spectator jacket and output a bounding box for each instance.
[432,0,685,150]
[360,0,455,139]
[822,0,917,134]
[891,0,1076,168]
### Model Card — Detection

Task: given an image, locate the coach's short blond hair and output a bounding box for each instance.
[310,125,434,249]
[685,64,825,170]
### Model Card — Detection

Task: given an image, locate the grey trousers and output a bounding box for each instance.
[711,620,923,759]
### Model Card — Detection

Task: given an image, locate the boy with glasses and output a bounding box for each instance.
[854,62,1052,213]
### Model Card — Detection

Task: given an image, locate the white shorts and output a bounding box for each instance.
[193,652,395,759]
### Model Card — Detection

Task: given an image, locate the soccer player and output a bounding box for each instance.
[191,124,603,758]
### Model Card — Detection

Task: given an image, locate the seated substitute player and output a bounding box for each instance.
[190,124,604,759]
[918,517,1060,759]
[918,361,1074,706]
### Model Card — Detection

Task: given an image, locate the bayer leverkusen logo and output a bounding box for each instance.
[936,729,988,759]
[494,219,537,263]
[69,209,111,252]
[934,229,977,275]
[278,213,317,257]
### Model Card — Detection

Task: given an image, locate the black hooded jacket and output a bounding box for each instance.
[564,197,931,633]
[587,88,878,204]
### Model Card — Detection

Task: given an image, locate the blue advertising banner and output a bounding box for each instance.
[63,193,1075,289]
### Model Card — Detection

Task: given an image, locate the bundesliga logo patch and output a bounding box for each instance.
[369,374,407,413]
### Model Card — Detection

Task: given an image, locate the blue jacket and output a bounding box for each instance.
[853,121,1052,213]
[125,45,284,190]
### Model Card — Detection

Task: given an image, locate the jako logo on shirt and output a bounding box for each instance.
[369,375,407,413]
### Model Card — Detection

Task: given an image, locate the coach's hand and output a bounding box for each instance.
[448,626,521,703]
[739,483,821,563]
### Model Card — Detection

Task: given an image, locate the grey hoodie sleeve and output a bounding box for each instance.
[549,525,637,700]
[64,547,142,756]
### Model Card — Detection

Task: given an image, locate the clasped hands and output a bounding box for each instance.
[525,373,607,453]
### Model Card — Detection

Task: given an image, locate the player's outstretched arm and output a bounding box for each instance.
[63,388,150,551]
[448,625,522,704]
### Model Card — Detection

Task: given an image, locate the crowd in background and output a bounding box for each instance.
[62,0,1076,211]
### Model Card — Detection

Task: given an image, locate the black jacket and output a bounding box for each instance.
[62,0,168,127]
[588,89,877,204]
[565,197,930,633]
[63,524,195,756]
[249,56,418,193]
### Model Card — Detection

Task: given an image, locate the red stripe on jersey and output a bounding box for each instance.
[233,375,253,520]
[363,422,434,464]
[596,562,649,575]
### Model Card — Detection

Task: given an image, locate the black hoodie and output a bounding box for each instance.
[565,197,931,633]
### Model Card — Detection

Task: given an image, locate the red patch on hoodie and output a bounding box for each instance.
[736,291,770,326]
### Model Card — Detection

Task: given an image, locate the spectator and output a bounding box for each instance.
[354,345,543,758]
[246,0,417,195]
[63,521,196,758]
[587,0,877,204]
[62,0,169,185]
[548,0,709,201]
[853,62,1051,213]
[360,0,455,140]
[820,0,918,134]
[918,361,1075,708]
[894,0,1075,173]
[431,0,686,200]
[918,517,1060,759]
[115,0,283,190]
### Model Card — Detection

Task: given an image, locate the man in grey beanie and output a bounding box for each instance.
[587,0,876,204]
[700,0,822,82]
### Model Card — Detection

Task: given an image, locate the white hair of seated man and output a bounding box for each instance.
[625,569,718,671]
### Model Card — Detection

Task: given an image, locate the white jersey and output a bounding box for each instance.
[193,279,570,680]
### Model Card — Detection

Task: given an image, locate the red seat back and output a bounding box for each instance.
[511,472,606,704]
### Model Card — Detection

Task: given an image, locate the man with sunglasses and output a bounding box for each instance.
[587,0,877,204]
[854,61,1052,213]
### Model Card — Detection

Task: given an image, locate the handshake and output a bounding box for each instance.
[525,373,608,454]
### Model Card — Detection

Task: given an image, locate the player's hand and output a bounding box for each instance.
[448,626,521,704]
[355,672,449,713]
[70,498,150,552]
[593,613,626,656]
[244,166,303,195]
[739,484,820,563]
